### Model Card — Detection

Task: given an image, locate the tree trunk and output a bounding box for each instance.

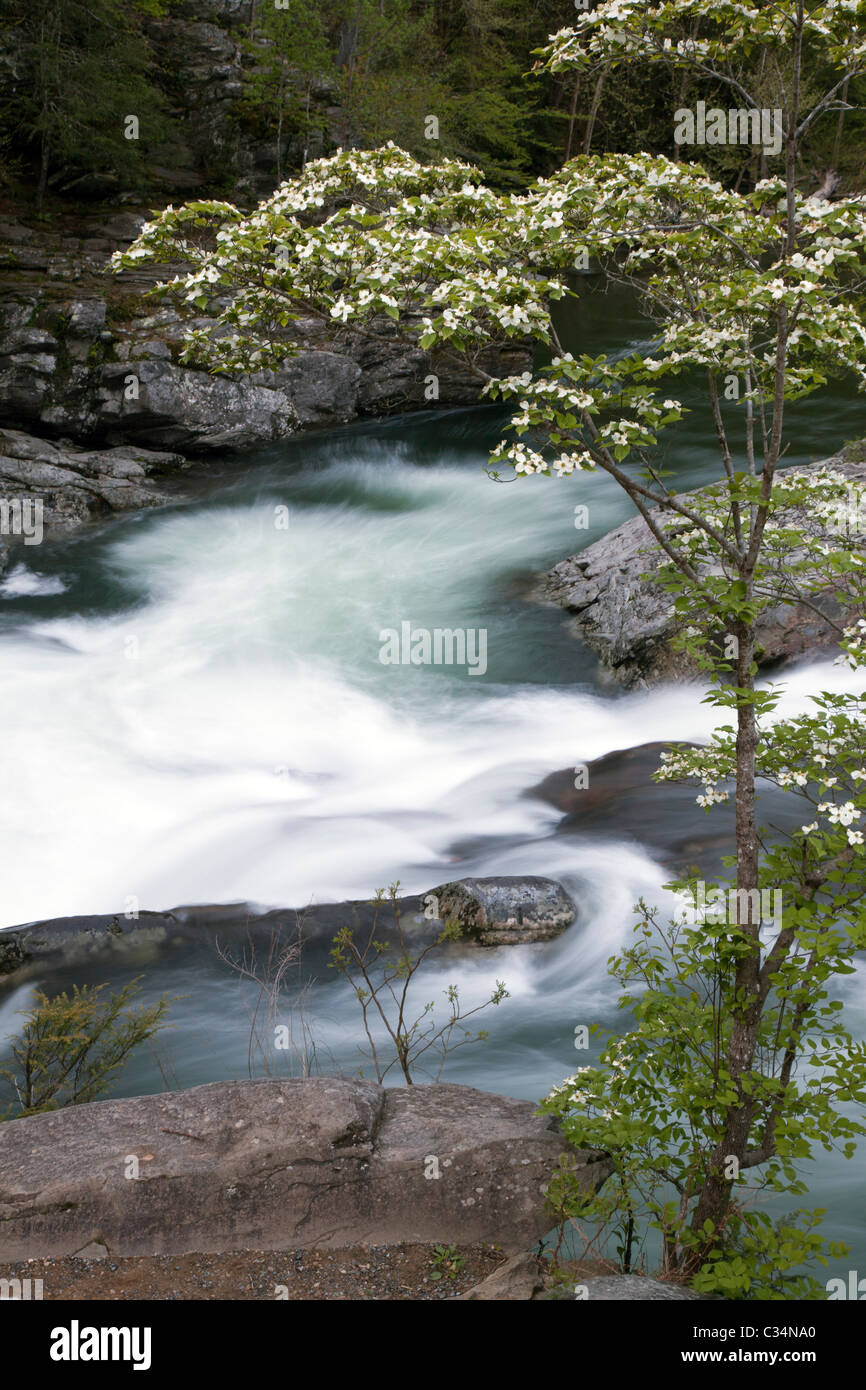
[832,76,849,169]
[583,69,607,156]
[689,622,762,1245]
[37,133,50,212]
[565,73,581,162]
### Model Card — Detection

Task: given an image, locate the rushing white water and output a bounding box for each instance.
[1,435,860,932]
[0,564,67,598]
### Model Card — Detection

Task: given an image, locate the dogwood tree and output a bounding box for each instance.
[112,0,866,1293]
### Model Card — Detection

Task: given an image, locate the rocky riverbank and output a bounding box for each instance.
[0,202,528,561]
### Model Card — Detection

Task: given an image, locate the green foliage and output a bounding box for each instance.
[540,1,866,189]
[233,0,582,187]
[0,978,172,1119]
[1,0,172,202]
[236,0,334,180]
[540,882,864,1298]
[329,883,508,1084]
[430,1243,466,1280]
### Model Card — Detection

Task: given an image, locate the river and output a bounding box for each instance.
[1,283,863,1282]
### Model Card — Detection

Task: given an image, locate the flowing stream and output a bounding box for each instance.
[1,284,863,1277]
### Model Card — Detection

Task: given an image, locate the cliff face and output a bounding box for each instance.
[0,204,527,440]
[138,1,348,201]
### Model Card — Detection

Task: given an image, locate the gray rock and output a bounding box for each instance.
[0,219,31,244]
[66,299,107,336]
[580,1274,699,1300]
[0,1079,611,1259]
[542,453,866,688]
[0,428,184,536]
[128,340,173,361]
[91,214,147,245]
[251,351,361,428]
[0,326,60,356]
[458,1251,546,1300]
[424,877,576,946]
[94,358,297,451]
[0,911,182,976]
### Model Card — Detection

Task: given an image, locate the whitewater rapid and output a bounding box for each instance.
[1,433,861,935]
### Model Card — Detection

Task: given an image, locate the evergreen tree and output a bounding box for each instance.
[1,0,171,206]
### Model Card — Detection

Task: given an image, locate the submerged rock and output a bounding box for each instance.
[529,743,809,879]
[424,876,576,946]
[0,1078,611,1259]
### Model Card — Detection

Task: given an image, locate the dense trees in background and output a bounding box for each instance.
[0,0,172,207]
[0,0,864,205]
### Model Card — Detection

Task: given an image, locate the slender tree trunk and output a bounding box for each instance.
[37,133,51,212]
[832,76,849,169]
[583,69,607,156]
[565,73,581,162]
[690,623,761,1241]
[276,67,285,183]
[690,5,805,1255]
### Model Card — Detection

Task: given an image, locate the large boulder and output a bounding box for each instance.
[541,453,866,688]
[0,911,184,977]
[94,357,298,451]
[0,1078,611,1259]
[1,881,579,981]
[424,877,576,946]
[529,743,810,881]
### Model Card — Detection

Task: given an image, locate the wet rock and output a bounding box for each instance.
[0,898,436,977]
[0,911,182,976]
[424,877,576,946]
[541,453,866,688]
[0,1079,612,1258]
[530,742,808,879]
